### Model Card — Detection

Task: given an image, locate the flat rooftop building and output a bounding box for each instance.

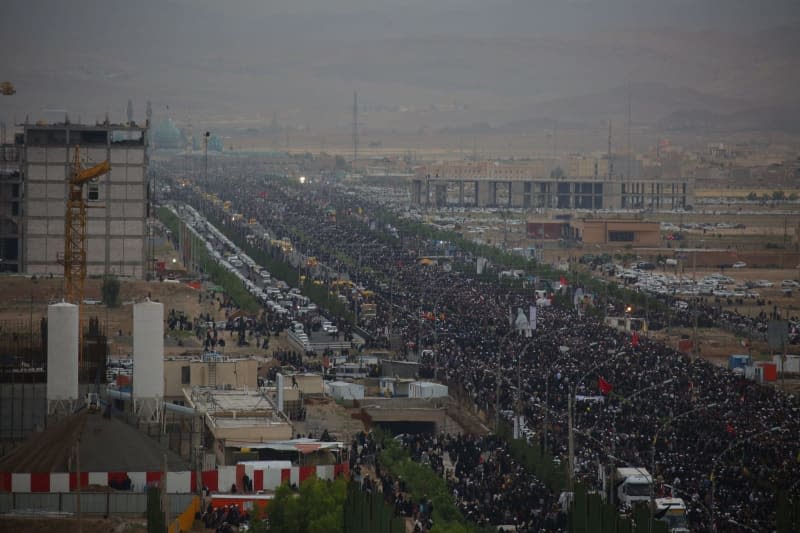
[184,387,293,465]
[11,120,149,277]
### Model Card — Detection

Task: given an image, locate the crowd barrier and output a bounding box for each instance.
[0,463,348,494]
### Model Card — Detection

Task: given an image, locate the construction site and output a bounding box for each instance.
[0,118,486,533]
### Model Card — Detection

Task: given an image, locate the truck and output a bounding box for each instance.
[728,354,752,371]
[653,497,690,533]
[615,467,653,508]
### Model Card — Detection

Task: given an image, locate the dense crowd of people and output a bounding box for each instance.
[159,159,800,532]
[400,433,563,531]
[200,501,250,533]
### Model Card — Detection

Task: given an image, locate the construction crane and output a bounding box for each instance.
[60,146,110,372]
[61,145,110,305]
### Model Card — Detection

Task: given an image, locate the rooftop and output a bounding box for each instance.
[23,121,148,131]
[185,387,289,429]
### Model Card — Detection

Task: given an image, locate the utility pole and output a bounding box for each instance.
[163,453,170,530]
[692,249,699,359]
[76,439,82,533]
[626,82,632,181]
[607,121,613,182]
[352,91,359,165]
[203,131,210,187]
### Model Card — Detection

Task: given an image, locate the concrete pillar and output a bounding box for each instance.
[435,184,448,207]
[411,180,422,205]
[488,181,498,206]
[425,180,431,207]
[510,181,525,208]
[458,181,465,206]
[476,181,491,207]
[569,182,575,209]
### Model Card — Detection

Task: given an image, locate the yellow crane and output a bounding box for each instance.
[60,145,110,305]
[59,146,110,370]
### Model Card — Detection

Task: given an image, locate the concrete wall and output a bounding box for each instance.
[293,374,324,395]
[164,359,258,399]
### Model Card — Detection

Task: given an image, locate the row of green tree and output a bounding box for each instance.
[157,207,261,314]
[377,434,492,533]
[745,191,798,202]
[202,211,354,322]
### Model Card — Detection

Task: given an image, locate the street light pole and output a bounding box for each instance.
[495,329,517,432]
[649,402,719,533]
[568,349,628,489]
[709,426,781,532]
[513,339,536,439]
[431,285,459,381]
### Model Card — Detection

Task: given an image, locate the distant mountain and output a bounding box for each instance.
[1,1,798,133]
[502,82,751,127]
[657,107,800,133]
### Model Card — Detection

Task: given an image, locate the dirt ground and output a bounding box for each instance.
[0,272,299,360]
[292,396,366,443]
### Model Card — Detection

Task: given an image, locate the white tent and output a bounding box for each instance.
[325,380,364,400]
[408,381,448,398]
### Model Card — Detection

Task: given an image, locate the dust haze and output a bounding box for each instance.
[2,0,799,150]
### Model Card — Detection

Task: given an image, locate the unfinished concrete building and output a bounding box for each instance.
[0,141,21,272]
[411,160,693,211]
[19,121,149,277]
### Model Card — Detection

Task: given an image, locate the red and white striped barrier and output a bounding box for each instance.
[0,463,348,494]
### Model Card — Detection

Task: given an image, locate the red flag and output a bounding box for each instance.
[631,330,640,348]
[598,377,613,395]
[559,275,568,287]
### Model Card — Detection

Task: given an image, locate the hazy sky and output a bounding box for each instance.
[1,0,798,132]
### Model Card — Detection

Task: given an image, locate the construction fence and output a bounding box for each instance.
[0,491,194,517]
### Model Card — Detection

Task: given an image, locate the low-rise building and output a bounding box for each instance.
[572,217,661,247]
[183,387,293,466]
[164,353,258,403]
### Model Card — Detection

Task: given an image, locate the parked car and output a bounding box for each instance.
[732,261,747,268]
